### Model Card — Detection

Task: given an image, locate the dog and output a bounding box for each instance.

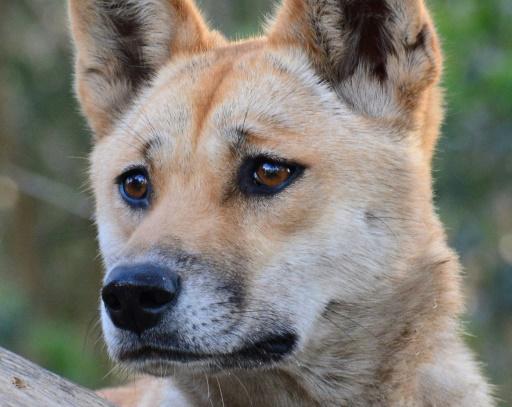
[68,0,495,405]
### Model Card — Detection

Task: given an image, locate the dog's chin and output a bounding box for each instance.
[115,332,297,376]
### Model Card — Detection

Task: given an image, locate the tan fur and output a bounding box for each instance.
[68,0,494,406]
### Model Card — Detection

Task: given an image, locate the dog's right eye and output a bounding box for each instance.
[117,168,151,209]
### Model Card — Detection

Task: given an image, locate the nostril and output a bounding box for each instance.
[103,291,122,312]
[139,289,173,310]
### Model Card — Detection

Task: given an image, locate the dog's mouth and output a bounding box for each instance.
[118,332,297,368]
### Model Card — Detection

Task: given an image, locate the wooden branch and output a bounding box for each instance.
[0,346,114,407]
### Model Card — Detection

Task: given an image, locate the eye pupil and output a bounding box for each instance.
[254,162,292,188]
[124,174,148,199]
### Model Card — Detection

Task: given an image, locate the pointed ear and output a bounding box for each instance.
[268,0,443,151]
[68,0,223,138]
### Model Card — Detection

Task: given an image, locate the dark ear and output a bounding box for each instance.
[268,0,443,150]
[68,0,223,138]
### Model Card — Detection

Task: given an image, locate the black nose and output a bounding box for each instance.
[101,264,180,334]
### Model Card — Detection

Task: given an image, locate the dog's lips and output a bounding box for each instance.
[118,332,297,366]
[119,347,211,364]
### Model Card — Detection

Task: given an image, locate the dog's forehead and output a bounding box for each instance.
[116,43,349,151]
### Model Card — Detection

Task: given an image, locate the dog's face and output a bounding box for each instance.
[70,0,443,375]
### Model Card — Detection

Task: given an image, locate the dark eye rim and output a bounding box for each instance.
[238,155,305,197]
[116,166,152,209]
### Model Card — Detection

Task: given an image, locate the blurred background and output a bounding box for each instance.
[0,0,510,404]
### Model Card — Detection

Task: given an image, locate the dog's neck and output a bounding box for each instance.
[173,254,462,407]
[175,369,317,407]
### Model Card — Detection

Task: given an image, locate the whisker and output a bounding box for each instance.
[232,374,253,407]
[216,378,225,407]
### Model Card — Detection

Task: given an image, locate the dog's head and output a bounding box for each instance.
[69,0,450,376]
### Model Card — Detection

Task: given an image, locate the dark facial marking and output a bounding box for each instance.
[141,136,163,163]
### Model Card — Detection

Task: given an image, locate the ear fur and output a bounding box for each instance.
[68,0,223,138]
[268,0,443,132]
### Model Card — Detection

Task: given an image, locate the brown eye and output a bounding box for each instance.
[124,174,148,199]
[118,168,150,208]
[239,156,304,196]
[254,162,292,188]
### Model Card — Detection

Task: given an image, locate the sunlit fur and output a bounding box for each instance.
[69,0,494,406]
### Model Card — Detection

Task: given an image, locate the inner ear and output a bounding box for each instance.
[268,0,441,113]
[267,0,443,161]
[98,3,155,94]
[69,0,224,138]
[334,1,396,82]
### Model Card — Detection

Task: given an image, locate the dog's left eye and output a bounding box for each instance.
[254,162,292,188]
[239,156,304,196]
[117,168,151,209]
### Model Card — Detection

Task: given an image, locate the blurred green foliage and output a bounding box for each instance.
[0,0,510,404]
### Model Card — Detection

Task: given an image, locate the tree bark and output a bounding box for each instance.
[0,346,113,407]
